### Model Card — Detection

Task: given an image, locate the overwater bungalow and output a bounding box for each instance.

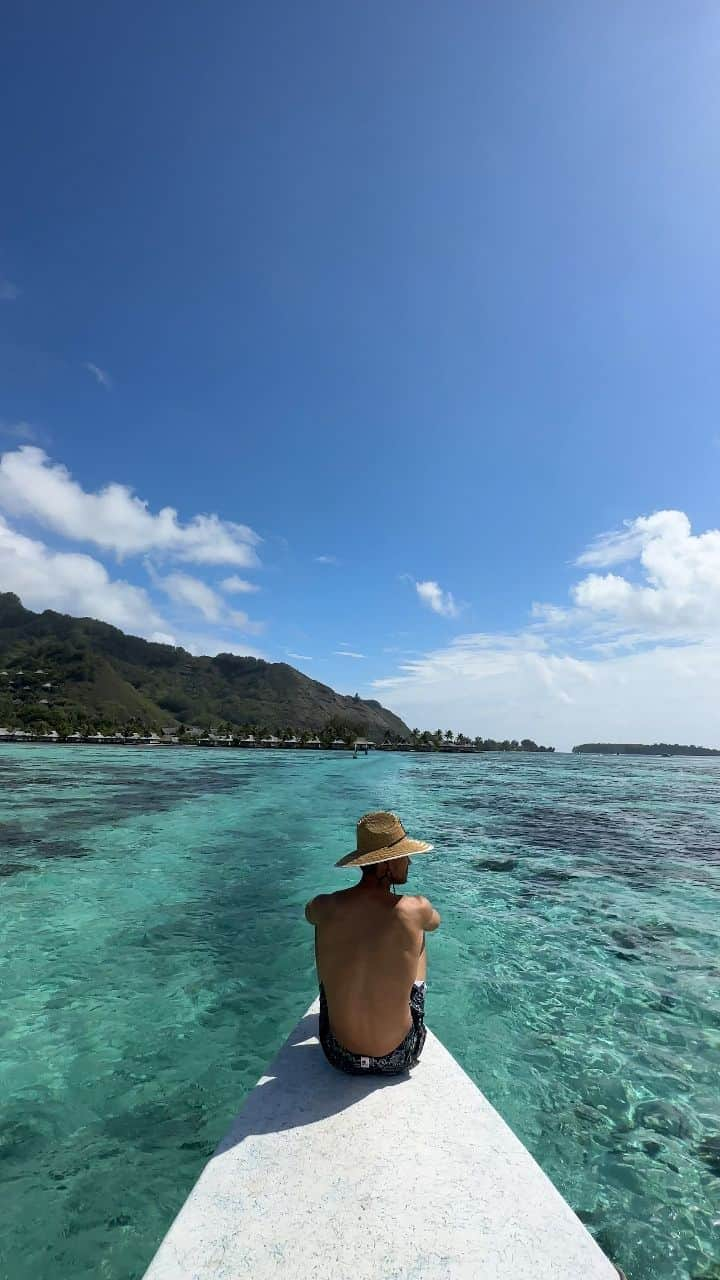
[85,732,106,743]
[260,735,281,747]
[331,738,347,750]
[41,730,59,742]
[303,736,322,749]
[240,734,256,747]
[67,731,82,742]
[353,738,375,754]
[282,736,299,748]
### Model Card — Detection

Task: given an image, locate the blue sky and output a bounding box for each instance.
[2,1,720,748]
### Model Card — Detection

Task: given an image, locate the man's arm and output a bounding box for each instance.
[304,894,327,926]
[415,895,441,932]
[304,895,328,984]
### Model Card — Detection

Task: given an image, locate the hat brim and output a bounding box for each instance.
[335,837,434,868]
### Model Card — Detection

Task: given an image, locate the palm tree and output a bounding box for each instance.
[445,729,454,743]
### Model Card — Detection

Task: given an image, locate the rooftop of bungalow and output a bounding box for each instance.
[0,727,555,752]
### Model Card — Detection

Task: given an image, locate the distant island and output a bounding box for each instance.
[0,593,553,752]
[572,743,720,757]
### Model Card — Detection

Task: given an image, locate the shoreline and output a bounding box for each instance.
[0,737,550,755]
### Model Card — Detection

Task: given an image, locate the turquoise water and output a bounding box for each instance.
[1,746,719,1280]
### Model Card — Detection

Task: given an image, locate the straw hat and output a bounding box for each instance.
[335,811,433,868]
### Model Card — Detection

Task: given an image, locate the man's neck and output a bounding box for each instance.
[357,877,394,896]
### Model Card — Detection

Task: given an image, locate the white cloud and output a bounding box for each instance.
[0,448,265,646]
[315,554,339,565]
[576,522,650,568]
[0,279,19,301]
[334,650,365,659]
[530,602,571,626]
[0,422,38,442]
[0,516,266,656]
[84,362,112,389]
[415,579,459,618]
[575,510,695,571]
[287,651,313,661]
[180,635,264,659]
[152,569,264,635]
[0,515,165,633]
[0,447,260,567]
[157,572,228,623]
[375,510,720,750]
[572,510,720,641]
[374,634,720,750]
[220,575,259,594]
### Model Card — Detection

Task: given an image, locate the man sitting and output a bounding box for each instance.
[305,811,440,1075]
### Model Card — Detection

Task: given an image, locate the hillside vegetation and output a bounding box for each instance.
[0,593,410,740]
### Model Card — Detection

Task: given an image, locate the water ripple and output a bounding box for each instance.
[1,745,718,1279]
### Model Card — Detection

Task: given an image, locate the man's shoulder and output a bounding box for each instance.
[304,889,347,924]
[396,892,432,916]
[397,893,439,928]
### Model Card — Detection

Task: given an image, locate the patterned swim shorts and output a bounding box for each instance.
[318,981,427,1076]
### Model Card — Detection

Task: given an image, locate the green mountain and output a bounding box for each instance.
[0,593,411,739]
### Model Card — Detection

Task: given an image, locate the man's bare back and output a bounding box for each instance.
[306,867,440,1056]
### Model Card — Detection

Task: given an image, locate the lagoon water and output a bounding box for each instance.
[1,744,719,1280]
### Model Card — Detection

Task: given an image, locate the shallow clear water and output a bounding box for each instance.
[1,745,719,1280]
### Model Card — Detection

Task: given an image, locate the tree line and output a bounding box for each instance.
[0,699,555,752]
[572,742,720,756]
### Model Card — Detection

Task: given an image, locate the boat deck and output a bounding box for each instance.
[143,999,618,1279]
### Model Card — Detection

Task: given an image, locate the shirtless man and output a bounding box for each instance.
[305,811,441,1076]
